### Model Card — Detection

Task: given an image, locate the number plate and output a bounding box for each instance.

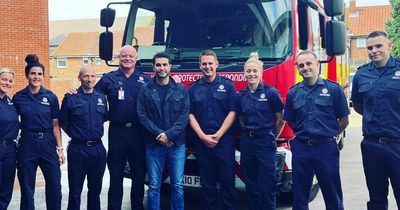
[183,175,201,187]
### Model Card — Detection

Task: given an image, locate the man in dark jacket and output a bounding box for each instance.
[137,52,190,210]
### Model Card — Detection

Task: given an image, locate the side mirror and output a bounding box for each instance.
[100,8,116,28]
[325,20,346,56]
[323,0,344,17]
[99,32,113,61]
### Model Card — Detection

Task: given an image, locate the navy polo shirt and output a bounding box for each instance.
[351,56,400,137]
[13,86,59,132]
[283,77,349,139]
[189,75,236,134]
[0,95,19,140]
[59,87,108,141]
[94,68,150,124]
[236,83,284,132]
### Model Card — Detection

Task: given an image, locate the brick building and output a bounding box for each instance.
[345,0,391,71]
[50,27,154,101]
[0,0,50,94]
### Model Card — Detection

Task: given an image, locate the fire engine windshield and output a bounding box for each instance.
[133,0,292,60]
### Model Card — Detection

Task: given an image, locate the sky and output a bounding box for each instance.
[49,0,391,21]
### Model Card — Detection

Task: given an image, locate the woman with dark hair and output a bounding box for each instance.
[13,54,65,210]
[0,67,19,210]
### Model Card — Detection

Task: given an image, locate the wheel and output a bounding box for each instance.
[277,178,320,204]
[308,183,320,202]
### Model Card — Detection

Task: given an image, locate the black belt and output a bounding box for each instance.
[110,122,136,128]
[70,139,102,147]
[22,130,52,139]
[364,136,400,144]
[245,130,271,137]
[296,137,335,146]
[0,138,15,147]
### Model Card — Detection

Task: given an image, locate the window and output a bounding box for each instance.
[95,58,101,65]
[357,38,366,48]
[57,57,67,68]
[83,57,90,65]
[310,9,321,53]
[349,12,359,18]
[310,8,327,58]
[298,1,308,50]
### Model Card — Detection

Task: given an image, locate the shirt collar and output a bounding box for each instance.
[367,56,396,71]
[198,74,221,85]
[298,77,324,88]
[117,68,139,77]
[0,95,9,103]
[77,87,100,96]
[21,86,47,94]
[243,82,264,92]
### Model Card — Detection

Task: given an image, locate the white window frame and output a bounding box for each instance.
[95,58,101,65]
[57,57,67,68]
[357,37,366,48]
[83,57,90,65]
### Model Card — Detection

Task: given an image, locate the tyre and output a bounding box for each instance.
[308,183,320,202]
[277,180,320,203]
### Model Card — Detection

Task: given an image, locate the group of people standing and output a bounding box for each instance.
[0,30,399,210]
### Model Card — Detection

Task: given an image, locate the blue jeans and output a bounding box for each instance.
[146,144,185,210]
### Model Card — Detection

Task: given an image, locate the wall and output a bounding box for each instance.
[50,57,117,101]
[0,0,50,95]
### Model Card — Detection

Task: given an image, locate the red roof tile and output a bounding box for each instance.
[346,4,392,36]
[52,27,154,57]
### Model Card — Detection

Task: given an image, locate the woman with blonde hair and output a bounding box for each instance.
[0,67,19,209]
[236,52,284,210]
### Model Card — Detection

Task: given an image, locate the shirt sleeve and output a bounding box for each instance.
[104,95,109,122]
[94,75,108,95]
[50,93,60,119]
[188,85,196,114]
[235,92,243,115]
[270,88,284,113]
[283,91,294,123]
[59,94,70,125]
[227,81,236,112]
[350,73,362,105]
[334,84,350,118]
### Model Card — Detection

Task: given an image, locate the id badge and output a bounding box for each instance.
[118,89,125,100]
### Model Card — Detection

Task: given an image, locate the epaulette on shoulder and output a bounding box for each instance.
[326,79,339,85]
[221,76,233,82]
[289,82,301,90]
[43,88,52,93]
[262,82,272,88]
[395,57,400,64]
[357,63,369,71]
[190,79,200,86]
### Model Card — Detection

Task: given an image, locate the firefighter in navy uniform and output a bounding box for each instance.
[236,52,284,210]
[60,65,108,210]
[283,51,349,210]
[351,31,400,210]
[0,67,19,210]
[13,54,65,210]
[189,49,237,210]
[94,45,150,210]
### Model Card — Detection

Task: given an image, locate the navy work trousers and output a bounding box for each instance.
[195,135,236,210]
[0,141,16,210]
[67,142,107,210]
[17,132,62,210]
[361,139,400,210]
[291,138,343,210]
[107,124,146,210]
[240,133,276,210]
